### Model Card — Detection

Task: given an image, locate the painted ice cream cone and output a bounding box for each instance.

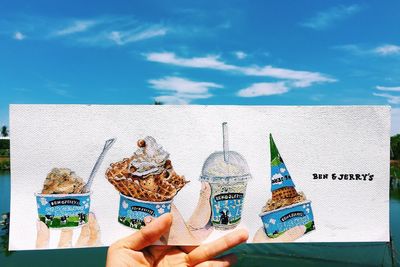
[270,134,299,203]
[259,134,315,238]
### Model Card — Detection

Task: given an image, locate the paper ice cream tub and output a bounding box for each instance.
[259,200,315,238]
[209,181,247,230]
[35,192,91,228]
[118,193,172,230]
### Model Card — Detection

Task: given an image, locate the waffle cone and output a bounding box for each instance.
[271,186,298,202]
[106,158,188,202]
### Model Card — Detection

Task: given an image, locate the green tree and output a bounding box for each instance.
[1,126,8,137]
[391,134,400,160]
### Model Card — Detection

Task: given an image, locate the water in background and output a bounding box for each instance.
[1,171,399,266]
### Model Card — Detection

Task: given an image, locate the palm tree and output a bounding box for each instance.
[1,126,8,137]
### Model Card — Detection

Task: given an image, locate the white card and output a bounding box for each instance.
[9,105,390,250]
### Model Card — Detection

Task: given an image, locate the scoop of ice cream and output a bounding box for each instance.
[204,158,244,177]
[262,191,307,212]
[42,168,86,194]
[200,151,251,182]
[105,136,188,201]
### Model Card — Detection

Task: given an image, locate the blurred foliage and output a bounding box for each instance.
[391,134,400,160]
[0,149,10,157]
[0,139,9,150]
[1,126,8,137]
[0,159,10,170]
[1,212,12,256]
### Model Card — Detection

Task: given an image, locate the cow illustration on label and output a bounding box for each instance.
[259,134,316,239]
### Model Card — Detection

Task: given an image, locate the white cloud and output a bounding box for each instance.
[301,5,362,30]
[374,44,400,56]
[44,17,168,46]
[54,20,96,36]
[392,108,400,135]
[234,51,247,59]
[149,76,222,104]
[107,26,167,45]
[145,52,336,91]
[149,76,221,94]
[336,43,400,58]
[14,31,25,40]
[146,52,236,71]
[240,65,335,87]
[376,86,400,92]
[237,82,288,97]
[373,93,400,104]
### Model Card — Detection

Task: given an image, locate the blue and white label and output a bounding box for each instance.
[35,193,91,228]
[260,201,315,238]
[210,182,247,230]
[271,163,296,191]
[118,194,172,230]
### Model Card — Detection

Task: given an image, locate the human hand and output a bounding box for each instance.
[186,182,214,242]
[106,213,248,267]
[36,212,101,248]
[252,225,306,243]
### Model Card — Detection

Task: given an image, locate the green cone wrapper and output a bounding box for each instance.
[270,134,296,191]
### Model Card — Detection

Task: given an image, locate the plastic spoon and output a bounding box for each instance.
[83,138,116,193]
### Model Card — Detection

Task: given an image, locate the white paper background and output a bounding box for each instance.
[9,105,390,250]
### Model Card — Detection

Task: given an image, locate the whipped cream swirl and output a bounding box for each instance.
[130,136,169,177]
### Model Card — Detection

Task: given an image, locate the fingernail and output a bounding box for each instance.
[144,216,153,224]
[37,221,48,231]
[89,212,96,221]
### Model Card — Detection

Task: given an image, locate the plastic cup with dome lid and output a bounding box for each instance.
[199,122,251,230]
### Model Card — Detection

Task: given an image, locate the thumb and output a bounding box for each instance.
[36,221,50,248]
[119,213,172,250]
[252,227,269,243]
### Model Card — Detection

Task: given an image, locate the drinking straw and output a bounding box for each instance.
[222,122,229,162]
[83,138,116,192]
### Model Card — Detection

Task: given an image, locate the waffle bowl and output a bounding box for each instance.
[106,159,188,202]
[106,136,188,229]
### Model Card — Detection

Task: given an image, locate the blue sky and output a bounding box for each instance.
[1,0,400,134]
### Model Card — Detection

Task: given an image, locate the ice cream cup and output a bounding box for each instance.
[259,200,315,238]
[209,181,247,230]
[118,193,172,230]
[34,191,91,229]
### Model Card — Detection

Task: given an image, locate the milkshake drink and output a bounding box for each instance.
[200,123,251,230]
